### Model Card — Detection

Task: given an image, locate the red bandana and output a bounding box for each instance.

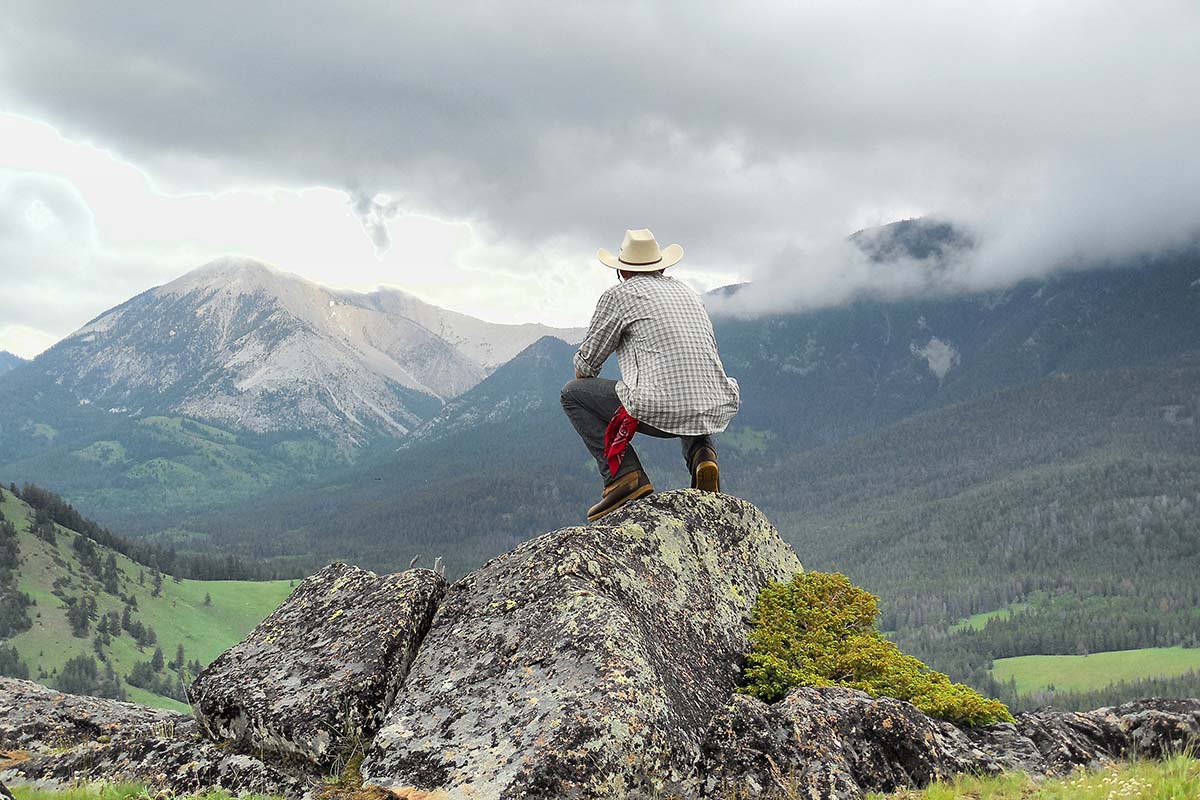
[604,406,639,477]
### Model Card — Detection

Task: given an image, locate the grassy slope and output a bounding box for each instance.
[992,647,1200,694]
[2,490,293,711]
[868,755,1200,799]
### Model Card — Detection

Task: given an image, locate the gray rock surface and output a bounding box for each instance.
[0,677,304,796]
[0,675,182,749]
[698,686,1200,799]
[188,562,446,766]
[361,489,804,799]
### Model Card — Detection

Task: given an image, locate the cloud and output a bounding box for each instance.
[348,190,402,254]
[0,1,1198,318]
[0,169,178,356]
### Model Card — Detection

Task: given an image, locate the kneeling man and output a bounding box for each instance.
[561,229,741,521]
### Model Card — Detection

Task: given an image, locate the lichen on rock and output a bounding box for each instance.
[698,686,1200,799]
[0,676,303,796]
[360,489,803,799]
[188,562,446,766]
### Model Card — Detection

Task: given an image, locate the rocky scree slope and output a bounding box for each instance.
[2,491,1199,800]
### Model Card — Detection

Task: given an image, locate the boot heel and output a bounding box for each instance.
[695,461,720,493]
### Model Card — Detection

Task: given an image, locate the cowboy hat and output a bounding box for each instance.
[597,229,684,271]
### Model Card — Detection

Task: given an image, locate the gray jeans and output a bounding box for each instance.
[560,377,713,484]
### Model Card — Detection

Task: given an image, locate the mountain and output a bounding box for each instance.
[3,257,582,448]
[410,335,604,444]
[0,484,292,711]
[711,235,1200,448]
[0,258,582,521]
[0,352,25,378]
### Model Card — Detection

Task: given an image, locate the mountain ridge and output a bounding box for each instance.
[0,351,25,377]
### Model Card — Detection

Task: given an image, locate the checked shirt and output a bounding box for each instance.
[572,272,740,436]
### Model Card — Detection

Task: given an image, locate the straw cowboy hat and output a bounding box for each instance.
[597,229,684,271]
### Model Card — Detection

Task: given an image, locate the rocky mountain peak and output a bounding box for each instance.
[173,254,280,281]
[8,258,583,446]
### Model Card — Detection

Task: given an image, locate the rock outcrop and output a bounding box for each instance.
[699,687,1200,799]
[0,675,182,749]
[0,677,304,796]
[188,562,446,766]
[360,489,803,799]
[4,492,1199,800]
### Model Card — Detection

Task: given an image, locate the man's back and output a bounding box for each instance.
[573,272,739,436]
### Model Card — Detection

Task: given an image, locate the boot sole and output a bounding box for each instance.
[587,485,655,522]
[694,461,720,493]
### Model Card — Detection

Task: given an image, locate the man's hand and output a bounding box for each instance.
[574,368,589,380]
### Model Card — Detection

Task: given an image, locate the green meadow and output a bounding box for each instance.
[2,489,294,711]
[992,646,1200,694]
[948,602,1030,633]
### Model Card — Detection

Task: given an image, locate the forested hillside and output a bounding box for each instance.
[0,485,292,710]
[753,356,1200,709]
[0,351,25,377]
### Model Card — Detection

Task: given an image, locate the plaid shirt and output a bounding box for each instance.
[573,273,740,436]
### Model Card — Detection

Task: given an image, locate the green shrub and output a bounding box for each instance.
[739,571,1014,726]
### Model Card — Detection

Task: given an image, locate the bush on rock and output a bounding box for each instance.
[739,571,1014,726]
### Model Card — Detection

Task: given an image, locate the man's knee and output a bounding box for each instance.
[560,378,584,409]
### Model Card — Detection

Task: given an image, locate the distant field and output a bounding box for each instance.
[948,602,1029,633]
[992,646,1200,693]
[2,490,295,711]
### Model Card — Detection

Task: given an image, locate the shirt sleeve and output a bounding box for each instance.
[573,288,623,377]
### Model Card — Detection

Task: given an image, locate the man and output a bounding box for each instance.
[560,229,741,521]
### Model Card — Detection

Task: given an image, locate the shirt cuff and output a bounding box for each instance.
[573,351,598,378]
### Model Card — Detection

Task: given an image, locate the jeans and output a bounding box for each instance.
[560,377,714,484]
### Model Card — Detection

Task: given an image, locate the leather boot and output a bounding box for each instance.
[689,445,720,493]
[587,470,654,521]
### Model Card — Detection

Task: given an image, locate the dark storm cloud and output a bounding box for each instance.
[2,1,1198,309]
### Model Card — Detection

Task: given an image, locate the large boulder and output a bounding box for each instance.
[361,489,803,799]
[0,677,304,797]
[188,562,446,766]
[698,686,1200,799]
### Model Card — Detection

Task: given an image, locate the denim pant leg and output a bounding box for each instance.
[638,424,714,469]
[560,378,645,483]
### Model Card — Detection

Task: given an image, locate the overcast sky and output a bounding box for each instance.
[2,2,1198,358]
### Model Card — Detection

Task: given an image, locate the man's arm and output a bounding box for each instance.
[573,289,622,379]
